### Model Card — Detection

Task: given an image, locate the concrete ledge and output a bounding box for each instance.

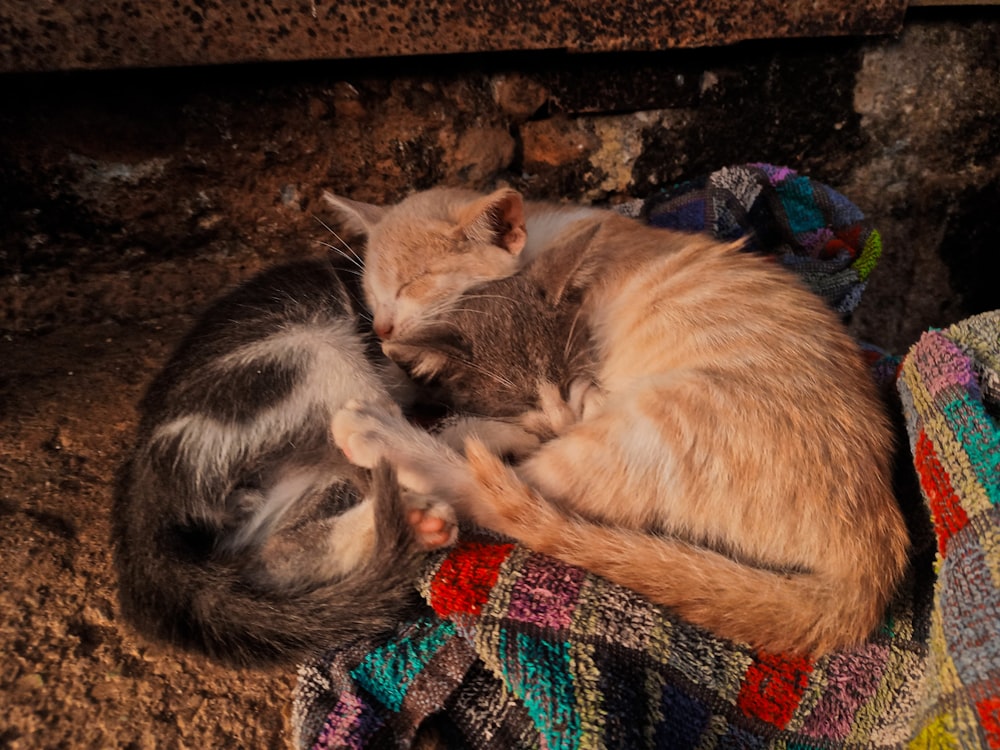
[1,0,905,74]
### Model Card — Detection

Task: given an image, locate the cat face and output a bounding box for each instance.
[382,250,598,419]
[324,187,527,341]
[381,276,578,418]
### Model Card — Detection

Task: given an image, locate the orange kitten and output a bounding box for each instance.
[325,188,910,655]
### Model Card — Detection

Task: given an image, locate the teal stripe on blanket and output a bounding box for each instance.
[776,175,826,234]
[349,617,456,711]
[497,630,581,750]
[940,397,1000,505]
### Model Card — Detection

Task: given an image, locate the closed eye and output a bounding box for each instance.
[396,276,421,295]
[397,275,434,298]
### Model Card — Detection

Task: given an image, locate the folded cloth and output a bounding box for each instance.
[293,168,999,749]
[643,163,882,315]
[895,310,1000,748]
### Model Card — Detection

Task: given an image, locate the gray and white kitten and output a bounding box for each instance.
[113,257,453,667]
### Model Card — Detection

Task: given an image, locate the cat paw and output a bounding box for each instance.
[567,378,605,420]
[520,380,578,437]
[332,399,403,468]
[404,496,458,550]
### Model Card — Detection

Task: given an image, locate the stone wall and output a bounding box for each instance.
[1,7,998,353]
[0,0,905,71]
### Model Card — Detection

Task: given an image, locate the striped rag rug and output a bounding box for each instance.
[293,169,1000,749]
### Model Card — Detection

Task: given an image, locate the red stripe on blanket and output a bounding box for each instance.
[736,651,814,729]
[429,541,516,617]
[836,224,862,250]
[978,696,1000,749]
[914,429,969,556]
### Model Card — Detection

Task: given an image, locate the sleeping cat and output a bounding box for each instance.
[113,257,455,667]
[323,187,911,656]
[380,257,591,418]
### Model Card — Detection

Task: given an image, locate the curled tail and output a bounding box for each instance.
[113,462,424,667]
[462,440,904,656]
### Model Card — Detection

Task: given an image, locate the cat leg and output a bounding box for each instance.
[519,378,605,437]
[313,489,454,563]
[518,380,578,437]
[437,416,541,459]
[332,401,460,545]
[256,499,377,586]
[333,400,436,485]
[320,500,381,576]
[456,438,568,540]
[332,399,477,507]
[488,401,667,533]
[567,377,606,421]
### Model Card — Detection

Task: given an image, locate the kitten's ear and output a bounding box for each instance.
[322,192,387,238]
[458,188,527,255]
[531,222,603,305]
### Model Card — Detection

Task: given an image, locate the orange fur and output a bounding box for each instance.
[328,189,910,655]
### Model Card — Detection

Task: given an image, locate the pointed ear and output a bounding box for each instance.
[528,222,602,306]
[457,188,527,255]
[322,192,387,238]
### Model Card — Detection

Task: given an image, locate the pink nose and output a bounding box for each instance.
[374,319,394,339]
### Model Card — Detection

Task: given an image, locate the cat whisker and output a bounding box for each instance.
[458,293,520,305]
[315,241,365,275]
[423,318,479,336]
[418,299,467,326]
[564,307,586,361]
[312,216,364,270]
[341,288,374,322]
[447,356,520,392]
[438,307,494,317]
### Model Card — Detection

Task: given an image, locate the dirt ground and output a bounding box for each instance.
[1,313,297,749]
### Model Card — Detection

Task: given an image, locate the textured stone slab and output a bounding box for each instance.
[1,0,906,74]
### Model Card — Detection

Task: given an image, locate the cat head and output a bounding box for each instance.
[380,273,587,418]
[379,222,604,418]
[323,187,528,341]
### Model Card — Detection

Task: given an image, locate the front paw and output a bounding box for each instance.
[567,378,605,420]
[519,380,576,438]
[332,399,403,468]
[437,417,541,460]
[404,495,458,550]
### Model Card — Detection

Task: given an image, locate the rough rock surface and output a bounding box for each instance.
[0,0,905,72]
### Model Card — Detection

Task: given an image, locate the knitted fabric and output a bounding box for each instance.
[895,311,1000,748]
[643,163,882,315]
[293,169,1000,748]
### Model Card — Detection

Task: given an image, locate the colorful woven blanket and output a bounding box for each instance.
[642,162,882,315]
[293,168,1000,748]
